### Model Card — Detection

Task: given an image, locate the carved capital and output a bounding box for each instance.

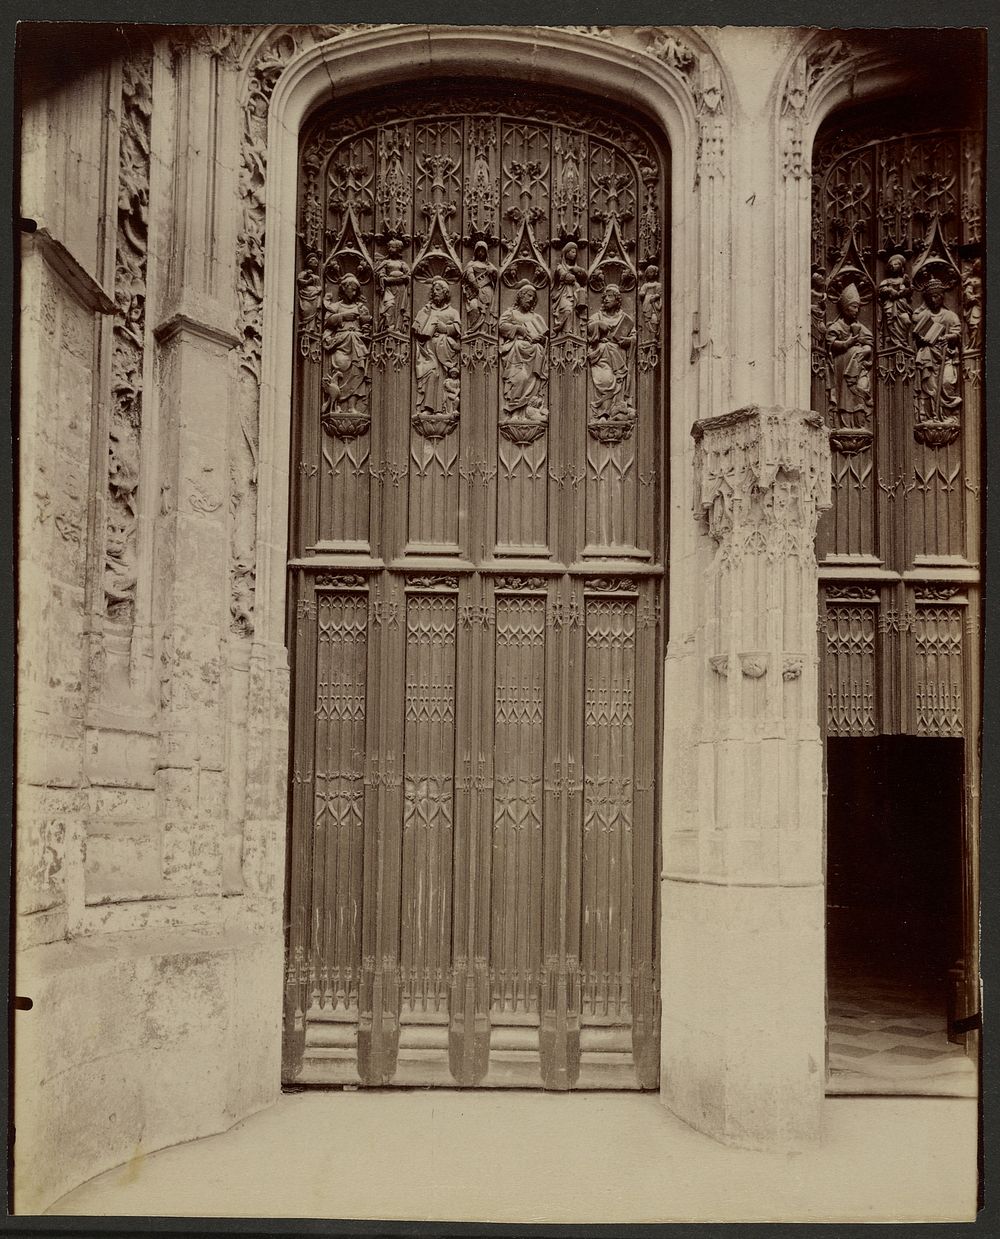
[692,406,831,553]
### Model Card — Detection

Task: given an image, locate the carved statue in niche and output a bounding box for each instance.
[962,258,982,351]
[912,276,962,445]
[296,253,323,325]
[551,241,588,334]
[825,284,873,452]
[877,254,912,350]
[498,281,550,440]
[462,241,499,332]
[639,264,662,338]
[375,239,411,333]
[412,277,462,435]
[587,284,636,438]
[321,273,372,436]
[104,510,137,623]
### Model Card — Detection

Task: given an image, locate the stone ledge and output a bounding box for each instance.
[153,310,241,350]
[16,920,274,980]
[25,228,117,315]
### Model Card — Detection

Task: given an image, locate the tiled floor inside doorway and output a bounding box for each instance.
[826,909,977,1097]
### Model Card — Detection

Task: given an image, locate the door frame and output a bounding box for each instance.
[278,57,676,1091]
[249,24,719,1091]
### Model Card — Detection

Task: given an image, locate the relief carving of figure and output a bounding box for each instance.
[462,241,499,332]
[639,264,662,339]
[587,284,635,421]
[962,259,982,351]
[296,253,323,326]
[498,282,550,424]
[321,274,372,429]
[825,284,873,426]
[412,278,463,420]
[104,510,137,621]
[375,239,412,333]
[551,241,588,334]
[913,277,962,427]
[877,255,912,350]
[108,424,140,508]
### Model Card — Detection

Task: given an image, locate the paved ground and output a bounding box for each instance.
[49,1091,978,1223]
[828,970,977,1096]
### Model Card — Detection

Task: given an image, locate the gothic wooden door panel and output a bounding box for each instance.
[812,116,983,1036]
[283,87,666,1090]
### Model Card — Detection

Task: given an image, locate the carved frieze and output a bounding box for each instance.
[316,572,369,589]
[105,52,153,626]
[494,575,547,591]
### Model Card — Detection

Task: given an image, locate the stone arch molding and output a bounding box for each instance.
[227,22,731,643]
[769,29,918,409]
[774,28,915,182]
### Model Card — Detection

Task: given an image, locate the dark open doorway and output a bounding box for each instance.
[825,736,975,1095]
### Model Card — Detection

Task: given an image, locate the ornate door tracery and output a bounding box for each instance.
[812,115,983,1037]
[284,87,666,1089]
[812,121,982,740]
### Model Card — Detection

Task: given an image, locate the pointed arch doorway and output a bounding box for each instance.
[281,82,668,1090]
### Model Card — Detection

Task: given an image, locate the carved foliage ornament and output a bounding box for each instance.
[692,407,831,558]
[106,52,153,625]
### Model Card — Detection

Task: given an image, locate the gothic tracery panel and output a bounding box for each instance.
[287,87,665,1091]
[812,126,982,566]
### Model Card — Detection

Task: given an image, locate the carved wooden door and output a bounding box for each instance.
[812,116,983,1033]
[283,88,666,1089]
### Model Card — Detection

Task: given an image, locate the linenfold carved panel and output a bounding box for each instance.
[812,126,982,564]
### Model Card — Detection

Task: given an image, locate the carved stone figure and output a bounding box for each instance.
[877,254,912,350]
[412,278,463,427]
[587,284,635,421]
[108,424,140,508]
[962,259,982,351]
[375,239,411,333]
[639,264,662,338]
[296,253,323,325]
[321,274,372,432]
[913,277,962,434]
[498,282,549,425]
[462,241,499,332]
[104,511,137,622]
[825,284,873,424]
[551,242,588,334]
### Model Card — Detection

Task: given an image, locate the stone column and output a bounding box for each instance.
[151,39,241,904]
[661,405,831,1149]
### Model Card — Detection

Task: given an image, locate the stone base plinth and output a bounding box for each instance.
[14,925,282,1213]
[660,878,825,1150]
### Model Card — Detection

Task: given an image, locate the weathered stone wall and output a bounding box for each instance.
[16,38,285,1213]
[15,21,948,1211]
